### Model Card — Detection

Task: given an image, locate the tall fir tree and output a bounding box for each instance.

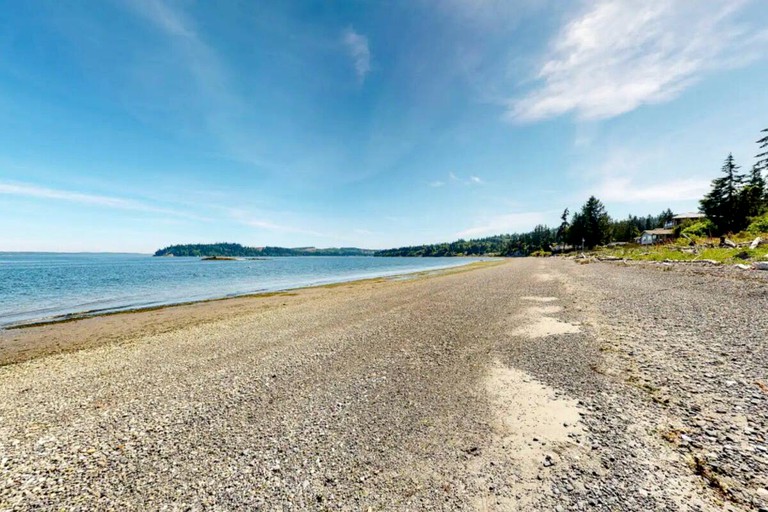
[756,128,768,205]
[757,128,768,173]
[568,196,610,249]
[742,164,767,218]
[658,208,674,227]
[556,208,569,245]
[700,153,746,234]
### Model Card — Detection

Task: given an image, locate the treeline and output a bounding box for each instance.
[374,201,673,257]
[377,127,767,257]
[700,147,767,234]
[154,243,375,257]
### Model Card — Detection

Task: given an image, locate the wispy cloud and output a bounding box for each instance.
[579,146,710,204]
[432,172,484,187]
[342,28,371,83]
[120,0,274,167]
[469,175,484,185]
[596,176,709,203]
[226,208,325,237]
[456,211,547,238]
[0,181,202,219]
[511,0,767,122]
[127,0,194,38]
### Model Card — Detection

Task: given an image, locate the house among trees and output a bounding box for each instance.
[639,212,708,245]
[667,212,706,228]
[638,228,675,245]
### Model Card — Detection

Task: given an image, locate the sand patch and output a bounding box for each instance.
[512,306,580,339]
[524,305,563,315]
[533,273,555,282]
[514,317,581,338]
[521,296,558,303]
[472,361,585,510]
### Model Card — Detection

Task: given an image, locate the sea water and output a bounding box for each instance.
[0,253,482,327]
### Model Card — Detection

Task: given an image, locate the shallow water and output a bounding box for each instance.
[0,253,481,327]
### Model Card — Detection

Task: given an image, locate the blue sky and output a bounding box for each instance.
[1,0,767,252]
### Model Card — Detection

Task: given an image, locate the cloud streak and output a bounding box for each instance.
[456,211,547,238]
[342,28,371,83]
[512,0,766,121]
[597,176,709,203]
[225,208,326,237]
[0,181,202,219]
[430,172,484,188]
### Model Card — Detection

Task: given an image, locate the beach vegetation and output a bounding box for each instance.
[679,219,716,238]
[746,213,768,234]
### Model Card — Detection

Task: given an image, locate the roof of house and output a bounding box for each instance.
[672,212,706,220]
[643,228,675,235]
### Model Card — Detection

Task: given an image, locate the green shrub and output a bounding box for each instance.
[530,249,552,257]
[746,214,768,234]
[681,219,715,237]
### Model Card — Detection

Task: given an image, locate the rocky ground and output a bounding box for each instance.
[0,258,766,511]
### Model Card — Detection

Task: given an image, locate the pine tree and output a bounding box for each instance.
[742,164,767,218]
[658,208,674,227]
[700,153,746,234]
[568,196,610,249]
[757,128,768,173]
[756,128,768,205]
[556,208,569,245]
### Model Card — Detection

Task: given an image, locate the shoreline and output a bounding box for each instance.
[0,259,503,367]
[1,258,766,509]
[1,257,492,331]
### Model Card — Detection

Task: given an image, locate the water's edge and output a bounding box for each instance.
[3,259,486,330]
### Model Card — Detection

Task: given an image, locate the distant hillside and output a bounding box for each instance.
[374,234,531,257]
[154,243,375,257]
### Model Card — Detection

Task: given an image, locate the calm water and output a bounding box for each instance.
[0,253,481,327]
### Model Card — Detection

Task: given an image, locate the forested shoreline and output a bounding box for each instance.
[157,129,767,260]
[377,128,768,257]
[154,243,375,257]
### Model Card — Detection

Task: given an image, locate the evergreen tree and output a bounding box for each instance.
[568,196,611,249]
[757,128,768,173]
[658,208,674,227]
[610,216,640,242]
[556,208,569,245]
[700,153,746,234]
[742,164,767,218]
[756,128,768,204]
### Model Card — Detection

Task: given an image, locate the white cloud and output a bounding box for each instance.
[121,0,273,167]
[512,0,766,121]
[435,172,484,187]
[469,175,484,184]
[0,181,200,219]
[342,28,371,83]
[597,176,709,203]
[127,0,195,38]
[456,211,547,238]
[226,208,325,237]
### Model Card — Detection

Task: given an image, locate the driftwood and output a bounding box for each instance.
[750,237,763,250]
[753,261,768,271]
[663,259,720,265]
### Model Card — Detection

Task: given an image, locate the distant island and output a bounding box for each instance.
[154,243,375,257]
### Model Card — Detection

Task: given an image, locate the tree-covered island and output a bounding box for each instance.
[154,243,375,257]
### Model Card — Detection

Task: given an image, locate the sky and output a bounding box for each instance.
[1,0,767,253]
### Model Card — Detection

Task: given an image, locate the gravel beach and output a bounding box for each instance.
[1,258,767,511]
